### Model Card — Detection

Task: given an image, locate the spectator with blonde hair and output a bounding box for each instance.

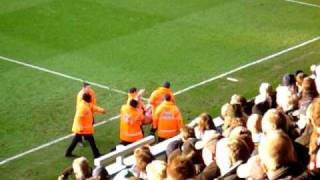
[229,126,254,153]
[299,78,319,113]
[215,136,251,177]
[295,77,319,130]
[194,113,215,139]
[259,130,306,179]
[262,109,310,166]
[179,125,195,142]
[146,160,167,180]
[261,109,289,134]
[296,71,306,93]
[230,94,252,115]
[132,145,154,179]
[276,74,299,113]
[255,82,273,107]
[58,156,92,180]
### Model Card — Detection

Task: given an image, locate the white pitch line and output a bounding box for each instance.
[1,36,320,165]
[285,0,320,8]
[0,115,120,165]
[174,36,320,95]
[226,77,239,82]
[0,55,128,96]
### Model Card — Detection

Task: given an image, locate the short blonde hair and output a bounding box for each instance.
[72,157,91,179]
[227,137,252,165]
[146,160,166,180]
[262,109,289,133]
[221,103,232,119]
[259,130,296,171]
[259,82,272,96]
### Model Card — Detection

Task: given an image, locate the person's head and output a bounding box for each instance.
[229,126,254,153]
[282,74,296,86]
[296,72,306,87]
[276,85,298,112]
[252,101,270,115]
[259,130,297,173]
[167,154,195,180]
[230,94,247,106]
[295,70,304,76]
[164,94,171,102]
[82,93,92,103]
[146,160,167,180]
[223,116,246,132]
[223,103,243,119]
[221,103,232,119]
[83,82,90,88]
[181,140,198,160]
[259,82,272,96]
[247,114,262,134]
[163,81,171,88]
[179,126,195,141]
[216,137,251,175]
[83,82,91,93]
[129,99,138,108]
[198,113,214,132]
[301,77,318,98]
[129,87,137,94]
[134,145,154,173]
[92,166,110,180]
[72,157,91,180]
[262,109,289,134]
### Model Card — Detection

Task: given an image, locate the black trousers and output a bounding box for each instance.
[65,134,101,158]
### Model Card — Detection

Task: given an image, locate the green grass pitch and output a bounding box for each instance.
[0,0,320,179]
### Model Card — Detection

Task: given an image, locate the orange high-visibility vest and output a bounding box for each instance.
[72,100,104,134]
[120,104,144,142]
[153,101,183,139]
[149,87,175,112]
[77,88,96,106]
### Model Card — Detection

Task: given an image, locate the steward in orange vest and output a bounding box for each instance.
[148,81,175,114]
[65,93,106,158]
[119,99,144,145]
[152,95,183,142]
[76,82,97,146]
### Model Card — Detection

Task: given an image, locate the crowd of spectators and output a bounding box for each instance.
[59,64,320,179]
